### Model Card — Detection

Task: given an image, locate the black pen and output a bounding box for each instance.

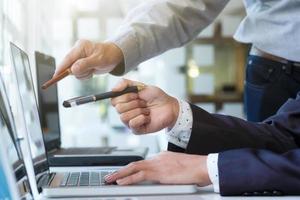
[63,85,145,108]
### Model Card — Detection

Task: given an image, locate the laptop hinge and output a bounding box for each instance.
[37,173,56,192]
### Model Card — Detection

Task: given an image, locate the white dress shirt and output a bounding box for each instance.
[108,0,300,75]
[165,99,220,193]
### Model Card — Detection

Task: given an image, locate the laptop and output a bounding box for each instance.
[0,74,32,199]
[34,51,148,166]
[9,43,198,198]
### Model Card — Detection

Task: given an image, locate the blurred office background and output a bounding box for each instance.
[0,0,247,153]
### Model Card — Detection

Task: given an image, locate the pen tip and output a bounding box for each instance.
[63,101,71,108]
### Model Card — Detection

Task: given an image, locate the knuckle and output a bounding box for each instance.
[77,39,88,46]
[142,108,149,114]
[128,120,136,128]
[120,114,128,123]
[139,100,146,107]
[111,99,116,107]
[140,114,146,121]
[139,171,146,179]
[115,104,122,112]
[77,60,87,69]
[128,162,137,170]
[127,176,134,183]
[137,108,144,115]
[129,93,137,100]
[132,100,139,108]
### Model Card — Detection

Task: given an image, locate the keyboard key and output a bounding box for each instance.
[60,173,70,186]
[90,172,100,186]
[79,172,90,186]
[100,171,111,185]
[67,172,80,186]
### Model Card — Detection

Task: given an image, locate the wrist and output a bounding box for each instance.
[103,42,124,71]
[194,155,211,186]
[168,97,179,129]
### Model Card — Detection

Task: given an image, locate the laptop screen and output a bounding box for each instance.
[10,43,49,177]
[0,76,31,196]
[0,77,21,156]
[0,111,31,197]
[35,52,60,150]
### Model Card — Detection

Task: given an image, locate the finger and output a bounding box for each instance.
[74,69,93,79]
[120,108,150,125]
[115,100,147,113]
[112,78,143,92]
[94,68,114,74]
[105,160,149,183]
[111,93,139,106]
[54,42,84,77]
[116,171,147,185]
[131,125,150,135]
[70,55,100,77]
[77,73,93,80]
[129,115,151,130]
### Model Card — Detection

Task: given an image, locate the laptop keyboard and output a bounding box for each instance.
[60,171,113,187]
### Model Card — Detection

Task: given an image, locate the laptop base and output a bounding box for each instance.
[48,147,148,166]
[42,184,198,198]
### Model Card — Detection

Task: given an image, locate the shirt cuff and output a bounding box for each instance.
[106,29,140,76]
[207,153,220,193]
[165,99,193,149]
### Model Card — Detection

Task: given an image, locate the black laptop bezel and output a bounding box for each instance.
[35,51,61,151]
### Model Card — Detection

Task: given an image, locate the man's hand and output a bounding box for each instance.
[54,39,124,80]
[111,79,179,134]
[105,151,211,186]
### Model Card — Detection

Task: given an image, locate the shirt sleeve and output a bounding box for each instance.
[107,0,229,75]
[165,99,193,149]
[207,153,220,193]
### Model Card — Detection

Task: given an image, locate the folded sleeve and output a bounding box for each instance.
[166,99,193,149]
[218,148,300,196]
[207,153,220,193]
[107,0,229,75]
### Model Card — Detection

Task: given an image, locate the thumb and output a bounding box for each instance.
[70,56,98,77]
[112,79,143,92]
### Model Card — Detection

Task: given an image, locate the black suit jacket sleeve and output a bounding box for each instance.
[167,92,300,195]
[168,92,300,154]
[219,148,300,195]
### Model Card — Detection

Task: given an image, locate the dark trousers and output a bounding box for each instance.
[244,55,300,122]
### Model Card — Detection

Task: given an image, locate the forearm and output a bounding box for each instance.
[108,0,229,75]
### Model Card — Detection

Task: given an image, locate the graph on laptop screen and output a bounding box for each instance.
[10,43,49,176]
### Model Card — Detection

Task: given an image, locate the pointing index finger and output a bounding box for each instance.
[54,44,84,77]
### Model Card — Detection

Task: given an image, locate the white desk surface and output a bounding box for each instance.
[41,185,299,200]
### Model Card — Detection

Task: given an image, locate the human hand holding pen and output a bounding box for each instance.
[53,39,124,80]
[111,79,179,134]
